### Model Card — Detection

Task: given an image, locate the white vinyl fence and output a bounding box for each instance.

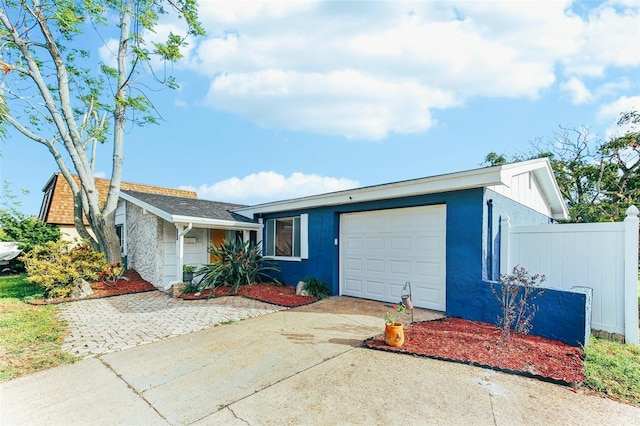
[500,205,639,345]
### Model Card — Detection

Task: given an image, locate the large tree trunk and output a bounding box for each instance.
[88,210,121,263]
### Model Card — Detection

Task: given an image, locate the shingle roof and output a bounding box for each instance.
[40,173,198,225]
[122,190,257,223]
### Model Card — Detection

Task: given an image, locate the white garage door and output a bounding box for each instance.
[340,205,446,311]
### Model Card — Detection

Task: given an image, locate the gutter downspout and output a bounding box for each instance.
[176,223,193,288]
[487,199,493,281]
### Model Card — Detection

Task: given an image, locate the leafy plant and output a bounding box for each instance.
[98,261,125,287]
[183,265,197,273]
[0,209,61,271]
[195,239,279,294]
[303,277,330,299]
[384,303,406,325]
[20,240,106,298]
[491,266,546,345]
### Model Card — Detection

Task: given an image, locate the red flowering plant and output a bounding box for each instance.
[384,303,406,325]
[98,261,125,287]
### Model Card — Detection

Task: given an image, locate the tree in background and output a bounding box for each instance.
[484,111,639,222]
[0,1,204,261]
[0,180,60,269]
[0,209,61,254]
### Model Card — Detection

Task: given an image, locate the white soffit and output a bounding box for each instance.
[235,158,568,220]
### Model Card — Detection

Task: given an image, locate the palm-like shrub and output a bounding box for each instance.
[195,239,279,293]
[303,277,330,299]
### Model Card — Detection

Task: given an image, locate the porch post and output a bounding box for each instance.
[623,205,639,345]
[176,223,193,286]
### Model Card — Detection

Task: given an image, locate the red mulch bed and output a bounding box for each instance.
[364,317,584,386]
[28,270,156,305]
[180,283,317,307]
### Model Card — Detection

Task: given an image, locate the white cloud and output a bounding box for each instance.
[206,70,456,140]
[98,39,119,68]
[175,0,639,140]
[598,95,640,139]
[182,171,360,204]
[563,2,640,77]
[560,77,593,104]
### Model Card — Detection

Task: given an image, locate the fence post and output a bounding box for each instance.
[624,205,639,346]
[499,216,510,278]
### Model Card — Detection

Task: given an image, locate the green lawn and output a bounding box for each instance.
[584,336,640,406]
[0,274,77,382]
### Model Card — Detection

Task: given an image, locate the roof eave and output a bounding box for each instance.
[171,215,262,230]
[234,166,507,217]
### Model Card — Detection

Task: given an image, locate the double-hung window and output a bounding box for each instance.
[264,214,308,260]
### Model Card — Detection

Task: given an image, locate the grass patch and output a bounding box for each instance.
[0,273,44,301]
[584,336,640,406]
[0,275,77,382]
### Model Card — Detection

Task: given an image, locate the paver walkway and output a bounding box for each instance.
[58,291,285,358]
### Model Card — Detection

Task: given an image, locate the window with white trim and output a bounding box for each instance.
[264,214,308,259]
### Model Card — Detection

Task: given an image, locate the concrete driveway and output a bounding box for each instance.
[1,296,639,425]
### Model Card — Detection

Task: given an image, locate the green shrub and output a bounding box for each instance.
[20,240,106,298]
[195,239,279,293]
[303,277,330,299]
[97,261,125,286]
[0,210,61,253]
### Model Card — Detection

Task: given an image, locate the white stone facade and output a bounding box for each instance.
[126,203,165,290]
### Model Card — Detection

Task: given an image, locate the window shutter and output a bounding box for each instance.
[265,219,275,256]
[300,213,309,259]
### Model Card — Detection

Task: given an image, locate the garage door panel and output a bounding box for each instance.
[414,285,443,311]
[366,280,385,297]
[416,261,441,277]
[389,260,411,274]
[366,237,385,250]
[345,236,362,250]
[390,236,411,250]
[345,279,362,292]
[417,235,441,250]
[345,258,362,272]
[366,259,385,273]
[340,205,446,311]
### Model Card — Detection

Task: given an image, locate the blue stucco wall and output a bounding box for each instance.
[449,279,591,346]
[261,188,486,302]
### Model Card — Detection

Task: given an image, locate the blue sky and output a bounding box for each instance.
[1,0,639,216]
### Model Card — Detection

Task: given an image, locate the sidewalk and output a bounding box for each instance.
[2,299,639,425]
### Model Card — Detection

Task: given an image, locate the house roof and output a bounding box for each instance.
[234,158,570,220]
[39,173,198,225]
[120,190,261,230]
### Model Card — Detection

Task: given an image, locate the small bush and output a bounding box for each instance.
[20,240,106,298]
[195,239,279,293]
[491,266,546,345]
[98,261,125,286]
[303,277,330,299]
